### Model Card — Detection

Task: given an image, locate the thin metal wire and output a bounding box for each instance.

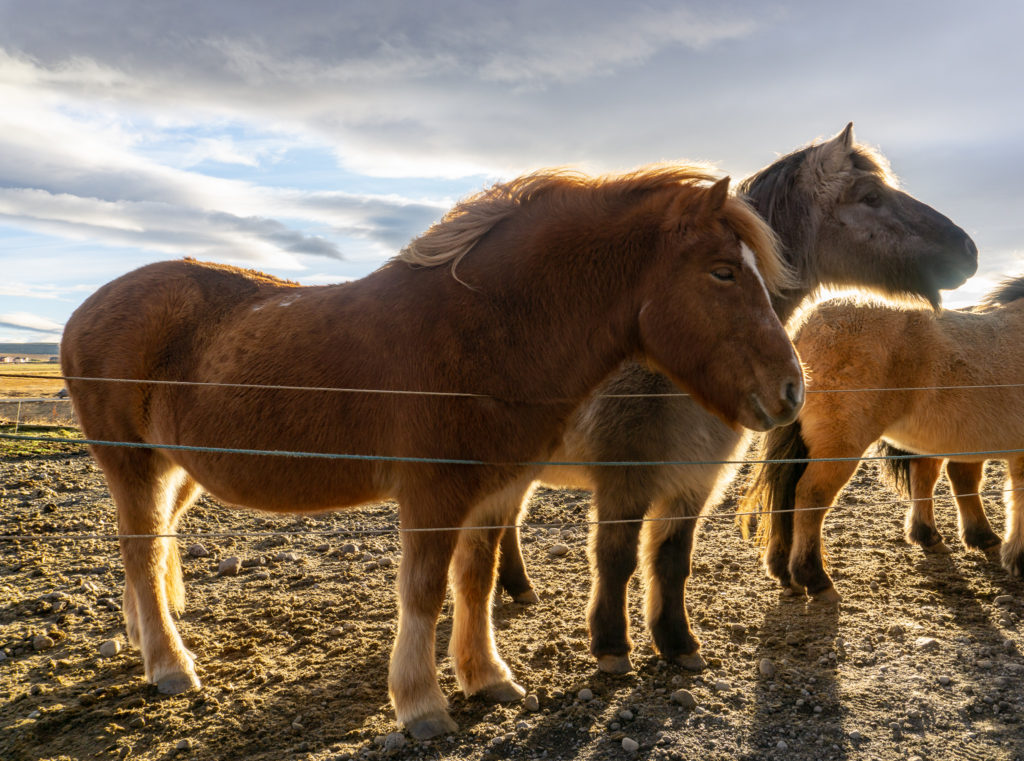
[3,431,1024,469]
[2,485,1022,543]
[3,372,1024,399]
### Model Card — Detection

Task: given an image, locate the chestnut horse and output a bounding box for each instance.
[743,275,1024,603]
[494,125,978,674]
[61,167,803,739]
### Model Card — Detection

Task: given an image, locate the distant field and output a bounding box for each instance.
[0,362,65,397]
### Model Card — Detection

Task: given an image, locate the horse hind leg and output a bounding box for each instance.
[945,461,1002,557]
[1000,456,1024,576]
[904,458,949,553]
[103,449,201,694]
[643,492,705,672]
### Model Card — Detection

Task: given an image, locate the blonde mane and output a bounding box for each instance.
[399,164,791,293]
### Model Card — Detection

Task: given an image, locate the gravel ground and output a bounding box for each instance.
[2,444,1024,761]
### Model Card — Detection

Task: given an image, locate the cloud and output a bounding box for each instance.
[0,311,63,334]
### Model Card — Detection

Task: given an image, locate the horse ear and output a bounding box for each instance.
[819,124,854,174]
[703,176,730,214]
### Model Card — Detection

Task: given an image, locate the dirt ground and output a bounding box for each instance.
[2,436,1024,761]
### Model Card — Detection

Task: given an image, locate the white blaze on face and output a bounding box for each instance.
[741,243,771,302]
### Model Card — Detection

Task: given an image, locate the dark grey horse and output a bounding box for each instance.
[495,123,978,674]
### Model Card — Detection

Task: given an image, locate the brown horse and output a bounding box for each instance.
[494,125,978,673]
[743,275,1024,603]
[61,166,803,739]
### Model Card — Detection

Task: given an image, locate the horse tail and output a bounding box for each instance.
[740,420,808,549]
[875,441,912,498]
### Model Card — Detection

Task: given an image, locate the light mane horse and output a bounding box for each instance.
[61,166,803,739]
[743,275,1024,602]
[494,125,978,674]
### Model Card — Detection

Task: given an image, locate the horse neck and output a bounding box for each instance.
[439,201,655,402]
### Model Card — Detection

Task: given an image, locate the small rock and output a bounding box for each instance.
[938,675,952,686]
[33,635,54,651]
[176,738,193,751]
[994,595,1014,606]
[849,730,864,742]
[275,551,298,562]
[621,737,639,752]
[714,680,730,692]
[618,709,634,721]
[339,543,357,555]
[670,689,696,708]
[758,658,776,679]
[887,623,905,637]
[730,623,745,636]
[776,740,788,750]
[524,694,540,712]
[577,688,594,701]
[187,543,209,558]
[98,640,121,658]
[378,556,393,568]
[383,732,406,751]
[914,637,939,652]
[218,557,242,576]
[547,543,569,557]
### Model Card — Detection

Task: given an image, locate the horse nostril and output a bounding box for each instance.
[784,380,802,409]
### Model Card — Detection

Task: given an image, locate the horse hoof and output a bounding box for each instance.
[782,583,805,598]
[809,587,841,605]
[596,654,633,674]
[514,589,540,604]
[156,672,200,695]
[985,544,1004,561]
[476,680,526,703]
[672,652,706,672]
[922,540,951,555]
[406,712,458,740]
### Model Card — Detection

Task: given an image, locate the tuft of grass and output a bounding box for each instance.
[0,423,84,458]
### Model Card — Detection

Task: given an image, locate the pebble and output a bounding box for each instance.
[577,688,594,701]
[670,689,696,708]
[938,675,952,686]
[776,740,788,750]
[759,658,776,678]
[547,543,569,557]
[98,639,121,658]
[714,680,730,692]
[339,543,357,555]
[176,738,193,751]
[187,543,209,558]
[849,730,864,742]
[914,637,939,652]
[618,709,634,721]
[274,551,298,562]
[383,732,406,751]
[524,694,540,712]
[887,623,905,637]
[994,595,1014,606]
[621,737,639,752]
[33,635,54,651]
[218,556,242,576]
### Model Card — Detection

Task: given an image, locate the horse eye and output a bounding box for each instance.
[711,267,736,282]
[861,191,882,207]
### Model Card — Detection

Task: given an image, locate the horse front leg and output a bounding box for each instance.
[643,496,704,671]
[450,525,525,701]
[390,523,459,740]
[497,525,540,604]
[946,461,1002,557]
[904,457,948,552]
[790,459,858,603]
[587,494,644,674]
[1000,456,1024,576]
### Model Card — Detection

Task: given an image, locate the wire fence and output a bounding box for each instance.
[2,372,1022,544]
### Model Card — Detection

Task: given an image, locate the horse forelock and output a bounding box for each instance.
[398,164,723,275]
[981,274,1024,308]
[722,195,792,294]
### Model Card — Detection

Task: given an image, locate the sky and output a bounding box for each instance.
[1,0,1022,344]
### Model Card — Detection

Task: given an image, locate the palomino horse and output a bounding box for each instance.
[743,275,1024,602]
[494,124,978,674]
[61,167,804,740]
